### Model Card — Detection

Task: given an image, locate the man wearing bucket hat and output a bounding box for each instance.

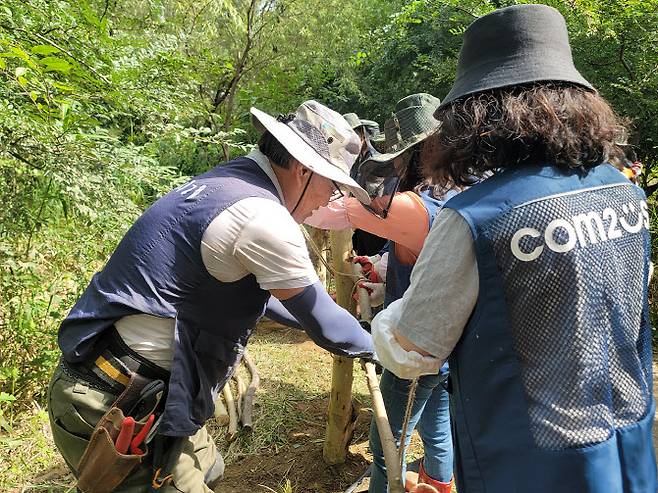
[308,93,458,492]
[372,4,656,493]
[48,100,376,492]
[342,112,389,256]
[343,112,381,147]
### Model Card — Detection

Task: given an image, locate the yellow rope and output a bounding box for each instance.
[301,226,361,281]
[399,377,419,473]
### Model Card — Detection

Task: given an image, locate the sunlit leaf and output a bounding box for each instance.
[30,45,60,55]
[39,56,72,73]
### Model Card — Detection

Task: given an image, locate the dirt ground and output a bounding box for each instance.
[216,322,378,493]
[219,407,372,493]
[5,324,657,493]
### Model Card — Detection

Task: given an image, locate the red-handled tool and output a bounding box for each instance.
[115,416,135,454]
[130,414,155,456]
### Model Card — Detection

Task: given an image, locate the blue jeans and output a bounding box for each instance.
[368,370,453,492]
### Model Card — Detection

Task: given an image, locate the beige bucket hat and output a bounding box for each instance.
[251,100,371,204]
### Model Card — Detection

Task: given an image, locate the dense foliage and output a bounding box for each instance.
[1,0,657,427]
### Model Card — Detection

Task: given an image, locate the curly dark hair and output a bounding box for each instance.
[425,83,627,186]
[396,145,451,198]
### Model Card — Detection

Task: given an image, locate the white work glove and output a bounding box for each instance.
[353,254,385,283]
[371,299,442,380]
[359,281,385,307]
[375,252,388,283]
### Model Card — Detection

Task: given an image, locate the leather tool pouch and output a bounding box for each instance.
[77,374,151,493]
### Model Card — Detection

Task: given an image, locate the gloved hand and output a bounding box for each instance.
[358,281,385,307]
[375,252,388,282]
[359,355,383,374]
[371,299,442,380]
[353,255,383,283]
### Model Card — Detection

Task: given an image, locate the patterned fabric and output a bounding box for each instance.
[289,118,332,161]
[376,93,441,160]
[483,184,651,450]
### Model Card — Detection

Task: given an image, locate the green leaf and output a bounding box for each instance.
[30,44,61,56]
[0,58,5,69]
[52,81,75,91]
[0,392,16,403]
[60,101,70,121]
[10,46,30,62]
[17,75,27,87]
[39,56,72,73]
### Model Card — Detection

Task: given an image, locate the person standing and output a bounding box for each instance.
[343,112,389,256]
[372,5,657,493]
[308,94,456,492]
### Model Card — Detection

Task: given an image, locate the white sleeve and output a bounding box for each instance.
[201,197,319,290]
[395,208,479,360]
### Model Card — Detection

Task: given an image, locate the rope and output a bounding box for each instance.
[301,226,361,281]
[305,224,416,488]
[399,377,419,472]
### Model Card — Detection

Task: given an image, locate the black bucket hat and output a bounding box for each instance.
[438,4,593,109]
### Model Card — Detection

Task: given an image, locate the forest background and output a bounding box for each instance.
[0,0,657,485]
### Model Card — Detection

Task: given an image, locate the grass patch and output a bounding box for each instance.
[0,323,381,492]
[0,405,72,492]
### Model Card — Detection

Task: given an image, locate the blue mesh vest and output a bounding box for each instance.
[384,190,457,307]
[443,163,656,492]
[385,190,457,375]
[58,157,280,436]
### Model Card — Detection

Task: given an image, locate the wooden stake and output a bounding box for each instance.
[364,362,404,493]
[323,229,358,465]
[353,263,372,322]
[223,382,239,442]
[356,256,408,492]
[242,351,260,430]
[305,225,328,288]
[213,394,230,425]
[233,372,247,419]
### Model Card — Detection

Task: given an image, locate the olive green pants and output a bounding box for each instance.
[48,362,222,493]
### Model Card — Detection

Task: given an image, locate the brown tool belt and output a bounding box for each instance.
[62,327,171,493]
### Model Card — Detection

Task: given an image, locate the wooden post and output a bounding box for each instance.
[305,225,328,289]
[323,228,357,465]
[353,263,372,322]
[355,258,405,492]
[364,362,404,493]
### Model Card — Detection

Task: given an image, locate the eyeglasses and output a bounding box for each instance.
[330,180,345,202]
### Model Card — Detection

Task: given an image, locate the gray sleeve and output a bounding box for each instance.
[395,208,479,360]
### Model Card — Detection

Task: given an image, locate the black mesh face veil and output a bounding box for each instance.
[354,152,414,218]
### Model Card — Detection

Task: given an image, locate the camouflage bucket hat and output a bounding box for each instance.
[353,93,441,217]
[360,119,381,140]
[343,112,362,129]
[367,93,441,164]
[343,113,381,140]
[251,100,371,204]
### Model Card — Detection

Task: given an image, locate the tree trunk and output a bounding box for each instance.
[305,225,328,288]
[323,228,357,465]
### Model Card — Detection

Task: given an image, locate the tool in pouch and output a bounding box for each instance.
[76,366,166,493]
